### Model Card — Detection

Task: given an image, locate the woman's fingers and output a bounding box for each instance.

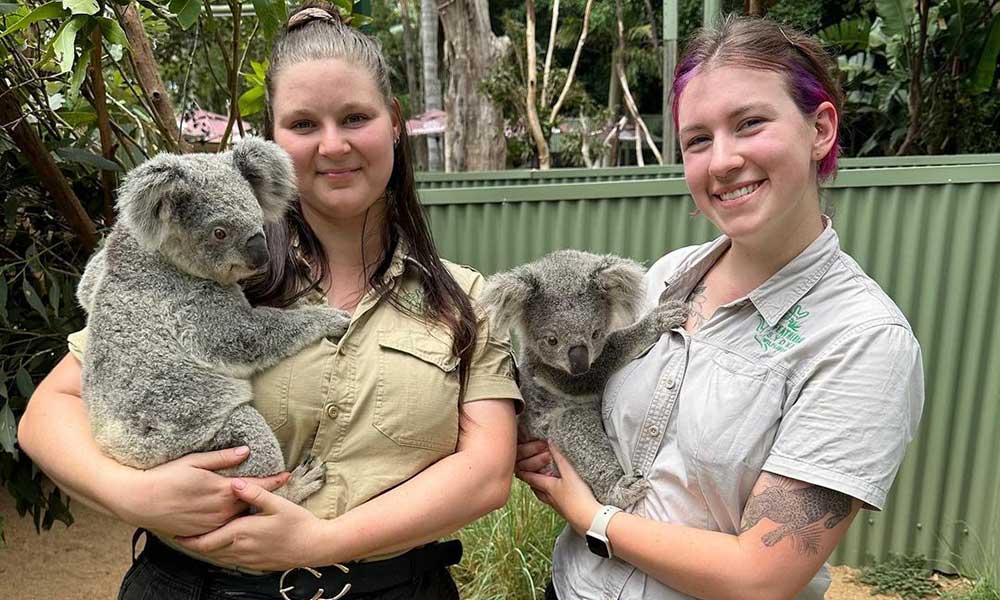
[515,439,549,461]
[516,450,553,474]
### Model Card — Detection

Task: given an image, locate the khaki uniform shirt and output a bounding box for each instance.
[553,222,924,599]
[69,242,522,567]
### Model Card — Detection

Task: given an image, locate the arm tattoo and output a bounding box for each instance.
[740,479,852,555]
[686,281,707,331]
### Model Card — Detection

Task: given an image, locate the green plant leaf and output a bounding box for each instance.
[0,1,68,38]
[972,13,1000,94]
[61,0,98,16]
[55,147,121,171]
[49,14,88,73]
[58,109,97,127]
[169,0,201,29]
[67,47,91,99]
[875,0,915,41]
[819,18,872,52]
[22,279,50,324]
[330,0,352,14]
[252,0,280,38]
[96,16,130,50]
[0,274,7,324]
[48,273,61,318]
[0,3,21,14]
[15,367,35,399]
[238,84,265,116]
[0,403,16,457]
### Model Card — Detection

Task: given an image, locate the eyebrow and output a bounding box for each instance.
[679,102,773,135]
[278,101,379,120]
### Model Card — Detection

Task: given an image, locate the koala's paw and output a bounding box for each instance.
[603,474,650,509]
[303,305,351,341]
[651,300,688,332]
[277,456,326,505]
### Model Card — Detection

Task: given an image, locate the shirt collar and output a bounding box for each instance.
[663,216,840,327]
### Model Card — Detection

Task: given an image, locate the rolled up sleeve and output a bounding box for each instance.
[464,273,524,411]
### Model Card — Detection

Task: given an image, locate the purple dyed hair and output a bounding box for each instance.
[671,16,844,181]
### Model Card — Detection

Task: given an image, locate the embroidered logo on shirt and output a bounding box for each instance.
[399,289,425,313]
[754,304,810,353]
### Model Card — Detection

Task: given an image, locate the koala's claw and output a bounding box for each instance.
[277,459,326,505]
[602,474,650,509]
[652,300,688,332]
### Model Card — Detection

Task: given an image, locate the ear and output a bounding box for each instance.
[116,154,191,250]
[231,137,297,223]
[479,267,539,334]
[591,255,646,327]
[811,101,838,164]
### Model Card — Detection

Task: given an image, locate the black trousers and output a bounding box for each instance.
[118,532,460,600]
[545,579,559,600]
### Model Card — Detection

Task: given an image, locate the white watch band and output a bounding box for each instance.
[587,505,622,540]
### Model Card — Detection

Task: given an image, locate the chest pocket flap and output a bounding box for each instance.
[377,330,459,372]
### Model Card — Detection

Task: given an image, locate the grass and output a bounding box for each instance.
[858,554,943,599]
[451,480,565,600]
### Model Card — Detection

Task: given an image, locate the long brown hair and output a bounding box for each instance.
[244,2,478,394]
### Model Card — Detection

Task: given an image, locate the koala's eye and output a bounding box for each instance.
[546,336,558,347]
[591,329,601,340]
[213,228,228,240]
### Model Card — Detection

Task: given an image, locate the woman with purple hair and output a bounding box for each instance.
[517,16,924,600]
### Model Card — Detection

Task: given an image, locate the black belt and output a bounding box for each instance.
[136,529,463,599]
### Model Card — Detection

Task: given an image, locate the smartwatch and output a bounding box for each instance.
[585,505,622,559]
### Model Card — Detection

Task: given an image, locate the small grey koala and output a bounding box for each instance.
[481,250,687,508]
[77,137,351,504]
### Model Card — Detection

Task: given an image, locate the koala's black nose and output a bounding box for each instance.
[568,345,590,375]
[246,233,269,270]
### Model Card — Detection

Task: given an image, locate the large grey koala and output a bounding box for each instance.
[481,250,687,508]
[77,138,350,504]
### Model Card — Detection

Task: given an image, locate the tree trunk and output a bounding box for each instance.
[897,0,929,156]
[399,0,422,112]
[439,0,510,172]
[525,0,551,169]
[420,0,442,170]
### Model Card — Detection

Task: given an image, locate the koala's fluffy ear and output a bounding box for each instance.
[591,255,646,328]
[231,137,297,223]
[479,267,539,334]
[116,154,192,250]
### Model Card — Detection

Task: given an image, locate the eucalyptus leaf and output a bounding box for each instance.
[15,367,35,399]
[62,0,99,16]
[55,147,121,171]
[49,14,88,73]
[22,279,50,324]
[68,48,91,100]
[0,403,17,457]
[96,16,129,50]
[0,2,67,39]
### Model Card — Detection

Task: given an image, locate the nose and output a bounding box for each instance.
[708,136,744,180]
[568,345,590,375]
[318,125,351,157]
[246,233,269,270]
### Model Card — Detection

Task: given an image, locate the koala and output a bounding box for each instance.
[481,250,687,508]
[77,137,351,504]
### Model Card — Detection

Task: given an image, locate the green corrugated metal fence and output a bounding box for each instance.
[418,156,1000,573]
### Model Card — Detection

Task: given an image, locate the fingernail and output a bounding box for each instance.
[233,479,247,490]
[234,446,250,456]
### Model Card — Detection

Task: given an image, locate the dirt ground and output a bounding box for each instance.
[0,491,904,600]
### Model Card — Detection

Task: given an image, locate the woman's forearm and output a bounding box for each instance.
[316,400,516,564]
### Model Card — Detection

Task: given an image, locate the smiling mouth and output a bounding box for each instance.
[318,168,361,178]
[715,180,764,202]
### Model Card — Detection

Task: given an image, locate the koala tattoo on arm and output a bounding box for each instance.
[481,250,687,508]
[78,138,350,505]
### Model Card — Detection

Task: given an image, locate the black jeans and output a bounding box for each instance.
[118,533,461,600]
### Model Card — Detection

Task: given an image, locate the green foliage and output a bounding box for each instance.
[858,554,943,599]
[453,481,564,600]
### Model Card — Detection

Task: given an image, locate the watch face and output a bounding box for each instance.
[586,534,611,558]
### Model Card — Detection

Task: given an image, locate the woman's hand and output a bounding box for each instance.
[118,447,290,538]
[516,442,602,536]
[174,478,325,571]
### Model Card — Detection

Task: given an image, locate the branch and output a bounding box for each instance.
[540,0,560,107]
[113,2,189,152]
[896,0,929,155]
[218,0,244,150]
[615,0,661,165]
[549,0,593,125]
[0,81,98,252]
[525,0,551,169]
[89,28,116,225]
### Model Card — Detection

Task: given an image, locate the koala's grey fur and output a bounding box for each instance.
[78,138,351,504]
[481,250,687,508]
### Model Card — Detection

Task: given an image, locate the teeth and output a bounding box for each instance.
[719,182,761,201]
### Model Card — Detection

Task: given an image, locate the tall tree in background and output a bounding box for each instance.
[399,0,422,113]
[439,0,511,171]
[420,0,443,170]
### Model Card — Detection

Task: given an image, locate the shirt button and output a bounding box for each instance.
[325,404,338,419]
[633,468,643,478]
[648,425,659,435]
[665,377,676,389]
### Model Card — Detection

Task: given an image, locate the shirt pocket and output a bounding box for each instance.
[374,329,461,454]
[252,356,294,432]
[688,350,782,473]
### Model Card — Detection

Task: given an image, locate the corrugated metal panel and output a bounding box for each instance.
[415,154,1000,189]
[421,164,1000,572]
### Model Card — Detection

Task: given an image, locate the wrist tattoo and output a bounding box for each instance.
[740,477,852,555]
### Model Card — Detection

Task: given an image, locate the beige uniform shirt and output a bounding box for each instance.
[69,243,522,566]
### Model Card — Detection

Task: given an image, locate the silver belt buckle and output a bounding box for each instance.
[279,564,351,600]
